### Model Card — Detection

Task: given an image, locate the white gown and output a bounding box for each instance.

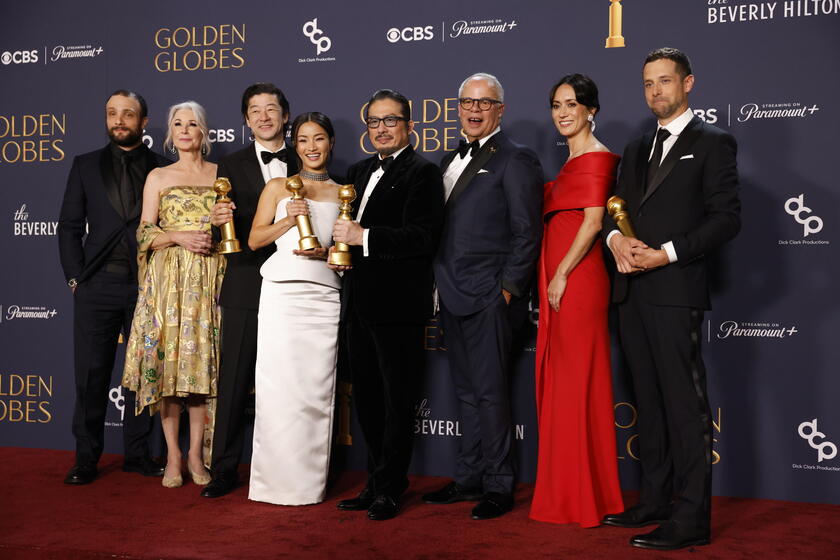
[249,197,341,505]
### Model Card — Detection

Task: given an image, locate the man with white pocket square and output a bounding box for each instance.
[601,48,741,550]
[424,72,543,520]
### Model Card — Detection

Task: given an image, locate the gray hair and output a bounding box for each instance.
[458,72,505,102]
[163,100,211,156]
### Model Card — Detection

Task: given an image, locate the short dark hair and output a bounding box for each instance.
[365,89,411,121]
[290,112,335,167]
[645,47,693,79]
[240,82,290,120]
[549,74,600,114]
[107,89,148,119]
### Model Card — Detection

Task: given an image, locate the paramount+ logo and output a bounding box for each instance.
[386,25,434,43]
[1,49,39,66]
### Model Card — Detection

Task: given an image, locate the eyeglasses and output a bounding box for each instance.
[458,97,502,111]
[366,115,409,128]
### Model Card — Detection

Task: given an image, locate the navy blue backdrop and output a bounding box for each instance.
[1,0,838,505]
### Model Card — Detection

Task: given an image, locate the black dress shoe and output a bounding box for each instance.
[367,495,400,521]
[122,457,165,477]
[200,472,239,498]
[602,504,671,528]
[422,481,484,504]
[337,487,375,511]
[471,492,513,520]
[630,522,710,550]
[64,463,97,485]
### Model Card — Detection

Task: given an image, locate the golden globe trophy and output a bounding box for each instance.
[607,195,636,238]
[605,0,626,48]
[213,177,242,254]
[285,175,322,251]
[327,184,356,266]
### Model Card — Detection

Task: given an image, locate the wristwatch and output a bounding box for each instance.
[67,278,78,289]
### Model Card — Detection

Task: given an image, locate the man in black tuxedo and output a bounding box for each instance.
[332,89,444,520]
[58,90,169,484]
[202,83,298,498]
[423,73,543,519]
[600,48,740,550]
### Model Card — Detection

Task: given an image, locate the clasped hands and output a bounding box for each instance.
[610,235,669,274]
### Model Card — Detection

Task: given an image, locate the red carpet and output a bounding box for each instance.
[1,447,838,559]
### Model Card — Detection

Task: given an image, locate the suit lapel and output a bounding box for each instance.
[241,144,266,196]
[98,146,125,219]
[351,158,378,220]
[125,146,160,222]
[440,150,457,174]
[642,117,703,206]
[447,134,501,206]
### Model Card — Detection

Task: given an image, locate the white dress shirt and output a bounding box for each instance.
[608,108,695,263]
[357,144,409,256]
[254,140,289,183]
[442,127,501,202]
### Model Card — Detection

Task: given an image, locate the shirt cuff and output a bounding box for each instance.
[661,241,678,263]
[362,229,370,257]
[606,229,621,249]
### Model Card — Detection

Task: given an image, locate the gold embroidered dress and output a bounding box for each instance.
[122,186,225,462]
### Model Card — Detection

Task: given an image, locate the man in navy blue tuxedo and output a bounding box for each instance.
[423,73,543,519]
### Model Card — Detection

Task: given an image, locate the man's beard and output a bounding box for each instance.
[107,125,143,147]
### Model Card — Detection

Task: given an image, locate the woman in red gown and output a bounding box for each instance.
[529,74,624,527]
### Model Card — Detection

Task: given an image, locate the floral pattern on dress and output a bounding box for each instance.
[122,186,226,467]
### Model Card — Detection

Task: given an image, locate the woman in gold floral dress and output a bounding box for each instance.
[122,101,225,488]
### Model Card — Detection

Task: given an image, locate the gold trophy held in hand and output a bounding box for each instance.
[606,195,636,239]
[327,184,357,266]
[213,177,242,254]
[285,175,322,251]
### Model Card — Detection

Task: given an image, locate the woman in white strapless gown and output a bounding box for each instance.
[247,112,341,505]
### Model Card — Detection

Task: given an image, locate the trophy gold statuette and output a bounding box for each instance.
[213,177,242,254]
[327,184,357,267]
[605,0,626,49]
[606,195,636,238]
[285,175,322,251]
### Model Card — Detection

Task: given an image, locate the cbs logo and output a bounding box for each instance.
[1,50,39,65]
[693,108,718,124]
[387,26,434,43]
[209,128,236,143]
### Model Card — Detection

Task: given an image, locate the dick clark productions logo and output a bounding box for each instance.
[798,419,837,463]
[302,18,331,55]
[785,194,823,237]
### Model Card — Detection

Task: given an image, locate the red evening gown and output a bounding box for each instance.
[529,151,624,527]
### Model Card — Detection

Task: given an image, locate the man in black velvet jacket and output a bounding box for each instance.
[332,89,444,521]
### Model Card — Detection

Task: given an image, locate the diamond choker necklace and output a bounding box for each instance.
[299,170,330,181]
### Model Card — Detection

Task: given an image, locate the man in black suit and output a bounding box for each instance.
[332,89,444,520]
[600,48,740,550]
[58,90,169,484]
[201,83,298,498]
[423,73,543,519]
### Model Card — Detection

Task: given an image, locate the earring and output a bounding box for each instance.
[588,114,596,132]
[201,146,207,156]
[168,144,176,154]
[587,114,594,122]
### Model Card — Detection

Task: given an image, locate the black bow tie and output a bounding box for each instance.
[376,156,394,172]
[261,149,287,165]
[456,139,480,159]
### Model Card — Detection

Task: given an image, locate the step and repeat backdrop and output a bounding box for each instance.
[1,1,838,504]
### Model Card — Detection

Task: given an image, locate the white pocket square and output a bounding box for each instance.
[679,154,694,160]
[477,169,490,174]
